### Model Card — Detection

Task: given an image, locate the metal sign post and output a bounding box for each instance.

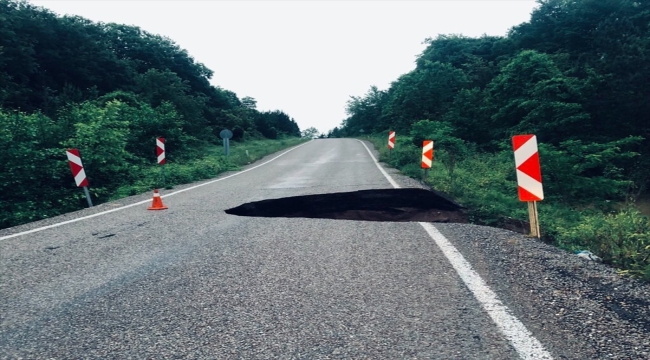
[220,129,233,157]
[161,166,166,188]
[82,186,93,207]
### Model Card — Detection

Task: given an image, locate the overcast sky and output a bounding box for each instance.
[30,0,539,134]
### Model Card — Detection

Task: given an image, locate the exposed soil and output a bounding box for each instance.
[225,188,468,223]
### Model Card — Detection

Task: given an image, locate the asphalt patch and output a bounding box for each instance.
[225,188,468,223]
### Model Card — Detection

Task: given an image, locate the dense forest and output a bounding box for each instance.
[0,0,300,228]
[338,0,649,202]
[336,0,650,278]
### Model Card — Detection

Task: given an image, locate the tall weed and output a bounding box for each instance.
[556,209,650,279]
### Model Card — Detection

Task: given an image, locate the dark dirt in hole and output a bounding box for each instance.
[225,188,468,223]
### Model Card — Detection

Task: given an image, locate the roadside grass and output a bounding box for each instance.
[365,134,650,280]
[110,137,308,200]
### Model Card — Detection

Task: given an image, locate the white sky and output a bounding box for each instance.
[30,0,539,134]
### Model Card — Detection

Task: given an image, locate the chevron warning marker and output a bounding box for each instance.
[156,137,166,165]
[512,135,543,201]
[66,149,89,187]
[421,140,433,168]
[388,131,395,149]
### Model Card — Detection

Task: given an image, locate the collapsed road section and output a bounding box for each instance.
[225,188,467,223]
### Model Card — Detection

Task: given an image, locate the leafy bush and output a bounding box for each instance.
[539,137,642,204]
[409,120,473,182]
[555,209,650,279]
[380,135,420,169]
[0,110,80,228]
[60,101,137,197]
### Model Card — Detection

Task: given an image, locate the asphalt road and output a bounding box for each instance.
[1,139,648,359]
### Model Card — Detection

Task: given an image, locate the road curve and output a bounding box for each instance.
[1,139,647,359]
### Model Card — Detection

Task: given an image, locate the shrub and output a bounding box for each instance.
[556,208,650,279]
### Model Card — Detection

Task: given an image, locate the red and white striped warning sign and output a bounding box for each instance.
[66,149,89,187]
[388,131,395,149]
[156,137,166,165]
[421,140,433,168]
[512,135,543,201]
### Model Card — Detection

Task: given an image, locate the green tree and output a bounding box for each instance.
[256,110,300,138]
[301,127,320,139]
[241,96,257,110]
[60,100,136,198]
[344,86,388,134]
[483,50,590,144]
[134,68,210,141]
[539,137,642,203]
[0,109,75,227]
[382,61,470,131]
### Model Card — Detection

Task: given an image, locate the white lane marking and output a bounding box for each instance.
[357,140,401,189]
[356,139,553,360]
[420,223,552,359]
[0,141,312,242]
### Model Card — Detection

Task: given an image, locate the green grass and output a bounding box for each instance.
[110,137,308,200]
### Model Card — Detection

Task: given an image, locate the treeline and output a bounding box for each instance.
[338,0,650,204]
[336,0,650,278]
[0,0,300,228]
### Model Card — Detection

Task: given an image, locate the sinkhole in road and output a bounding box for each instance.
[225,188,468,223]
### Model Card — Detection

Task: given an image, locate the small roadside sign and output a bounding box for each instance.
[220,129,233,156]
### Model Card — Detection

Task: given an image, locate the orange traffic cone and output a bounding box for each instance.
[147,189,168,210]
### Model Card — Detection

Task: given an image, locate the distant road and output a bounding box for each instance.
[1,139,648,359]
